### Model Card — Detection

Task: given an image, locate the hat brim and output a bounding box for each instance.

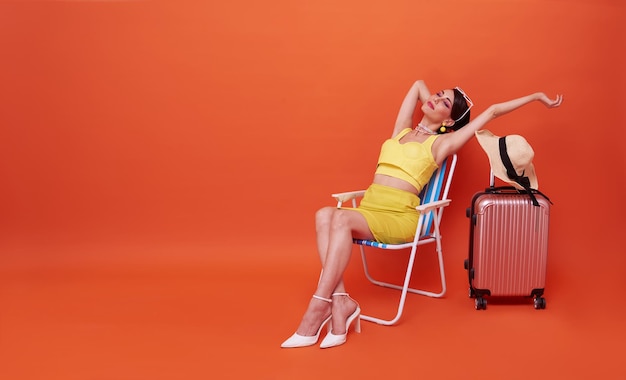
[475,130,539,190]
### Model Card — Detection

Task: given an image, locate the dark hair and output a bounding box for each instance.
[450,88,471,129]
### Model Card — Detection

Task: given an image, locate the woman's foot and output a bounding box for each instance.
[281,295,332,348]
[328,293,359,335]
[319,293,361,348]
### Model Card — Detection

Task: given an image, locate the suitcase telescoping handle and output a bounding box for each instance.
[488,171,519,193]
[487,171,519,192]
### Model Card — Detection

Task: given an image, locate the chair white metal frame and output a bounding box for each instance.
[331,154,457,326]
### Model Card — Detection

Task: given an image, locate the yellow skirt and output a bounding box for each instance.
[342,183,420,244]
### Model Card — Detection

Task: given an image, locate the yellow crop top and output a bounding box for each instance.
[375,128,439,192]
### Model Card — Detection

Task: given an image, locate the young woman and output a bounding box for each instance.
[281,80,563,349]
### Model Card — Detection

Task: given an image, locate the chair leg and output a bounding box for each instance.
[359,240,447,326]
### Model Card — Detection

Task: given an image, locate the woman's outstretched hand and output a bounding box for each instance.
[537,93,563,108]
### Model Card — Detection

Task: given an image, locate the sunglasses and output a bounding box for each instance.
[454,86,473,122]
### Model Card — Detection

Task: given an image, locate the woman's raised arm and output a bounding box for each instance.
[392,80,431,137]
[435,92,563,161]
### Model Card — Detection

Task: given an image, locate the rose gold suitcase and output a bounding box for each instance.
[464,186,551,310]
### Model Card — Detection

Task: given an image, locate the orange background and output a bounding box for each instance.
[1,1,625,379]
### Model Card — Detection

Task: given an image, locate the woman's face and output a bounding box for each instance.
[422,89,455,122]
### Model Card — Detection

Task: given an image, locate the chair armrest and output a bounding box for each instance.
[331,190,366,203]
[416,199,451,213]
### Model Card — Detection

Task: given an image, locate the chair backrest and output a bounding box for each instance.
[418,154,457,238]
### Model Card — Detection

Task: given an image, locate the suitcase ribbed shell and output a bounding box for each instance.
[471,193,550,297]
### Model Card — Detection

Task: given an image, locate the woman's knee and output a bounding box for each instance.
[331,210,372,238]
[315,207,336,227]
[329,209,354,229]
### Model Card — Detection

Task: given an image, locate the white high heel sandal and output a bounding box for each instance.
[280,295,332,348]
[319,293,361,349]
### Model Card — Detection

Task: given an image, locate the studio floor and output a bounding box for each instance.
[1,1,624,379]
[1,240,623,380]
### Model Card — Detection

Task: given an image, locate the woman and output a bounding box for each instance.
[281,80,563,349]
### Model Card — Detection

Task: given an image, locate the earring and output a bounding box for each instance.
[439,124,447,133]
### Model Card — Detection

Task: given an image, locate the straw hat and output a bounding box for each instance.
[475,130,538,190]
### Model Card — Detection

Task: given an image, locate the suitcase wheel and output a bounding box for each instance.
[475,297,487,310]
[533,297,547,310]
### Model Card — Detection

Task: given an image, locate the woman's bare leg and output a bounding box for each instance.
[293,208,372,336]
[314,207,348,294]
